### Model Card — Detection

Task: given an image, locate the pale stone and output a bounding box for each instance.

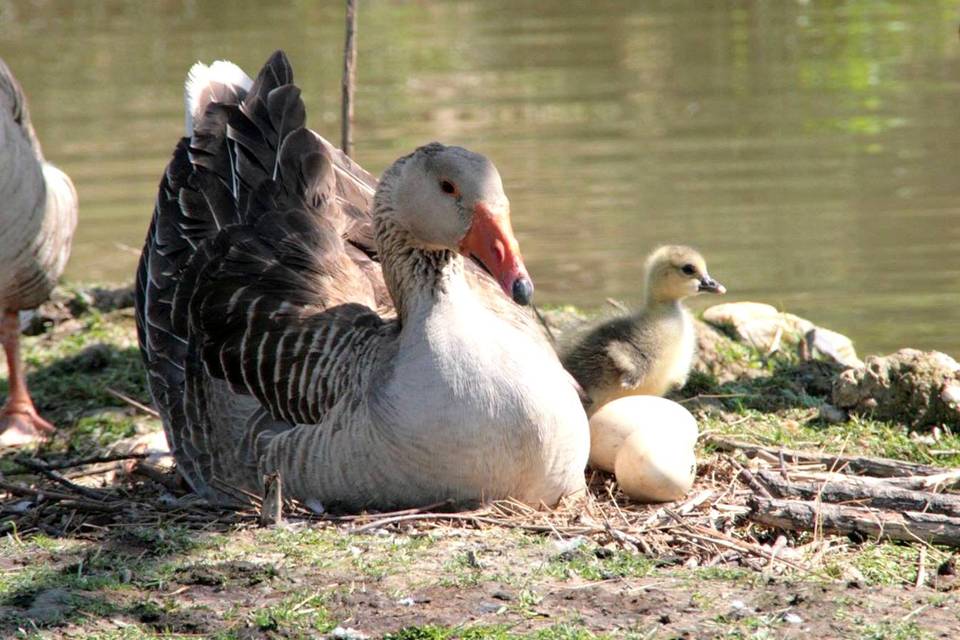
[805,327,863,369]
[702,302,815,352]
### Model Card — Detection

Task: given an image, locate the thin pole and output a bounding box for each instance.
[341,0,358,157]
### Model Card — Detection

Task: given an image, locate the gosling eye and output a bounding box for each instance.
[681,264,697,276]
[440,180,458,196]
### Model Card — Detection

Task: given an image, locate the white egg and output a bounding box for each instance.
[614,428,697,502]
[588,396,698,472]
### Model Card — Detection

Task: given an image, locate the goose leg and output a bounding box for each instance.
[0,309,54,446]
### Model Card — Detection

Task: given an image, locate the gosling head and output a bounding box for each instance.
[644,245,726,305]
[383,142,533,305]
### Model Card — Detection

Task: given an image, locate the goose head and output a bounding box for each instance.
[645,245,725,305]
[382,143,534,305]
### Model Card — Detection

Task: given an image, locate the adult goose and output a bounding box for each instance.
[136,51,588,511]
[0,58,78,446]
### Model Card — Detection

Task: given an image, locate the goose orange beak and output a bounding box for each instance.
[459,202,534,305]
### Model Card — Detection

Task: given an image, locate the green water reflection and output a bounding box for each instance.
[1,0,958,356]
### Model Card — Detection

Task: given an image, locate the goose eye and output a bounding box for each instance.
[440,180,457,195]
[681,264,696,276]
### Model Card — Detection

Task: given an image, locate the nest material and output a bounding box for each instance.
[3,437,959,579]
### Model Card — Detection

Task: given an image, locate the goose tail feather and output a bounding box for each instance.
[184,59,253,137]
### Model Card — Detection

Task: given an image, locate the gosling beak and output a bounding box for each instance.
[698,275,726,294]
[458,202,534,305]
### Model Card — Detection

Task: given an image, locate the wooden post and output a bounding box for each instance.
[341,0,358,157]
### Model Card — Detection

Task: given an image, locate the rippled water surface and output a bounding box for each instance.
[2,0,959,356]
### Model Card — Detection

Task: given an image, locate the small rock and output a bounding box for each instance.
[492,590,514,601]
[478,602,507,614]
[805,327,863,369]
[465,549,483,569]
[397,597,415,607]
[702,302,814,352]
[818,403,847,424]
[783,612,803,625]
[329,626,368,640]
[942,384,960,409]
[593,546,615,559]
[937,557,956,576]
[553,536,587,557]
[25,588,75,625]
[690,320,767,383]
[7,500,34,514]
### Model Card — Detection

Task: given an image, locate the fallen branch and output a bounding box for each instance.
[13,459,114,501]
[664,509,810,573]
[786,469,960,492]
[708,436,945,478]
[749,496,960,547]
[0,479,122,512]
[755,469,960,517]
[105,386,160,418]
[12,452,148,473]
[725,454,773,499]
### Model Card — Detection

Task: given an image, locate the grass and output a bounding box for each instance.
[544,546,654,581]
[1,289,959,637]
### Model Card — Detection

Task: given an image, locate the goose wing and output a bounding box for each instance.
[179,126,396,427]
[136,51,391,488]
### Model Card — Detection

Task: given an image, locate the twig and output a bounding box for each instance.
[916,546,927,589]
[605,298,628,313]
[725,455,773,499]
[260,472,283,527]
[12,452,148,473]
[707,436,945,478]
[12,459,113,501]
[341,0,358,156]
[531,303,557,344]
[0,480,122,512]
[321,499,456,522]
[665,509,810,573]
[105,387,160,419]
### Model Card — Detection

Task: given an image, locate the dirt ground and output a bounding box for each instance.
[1,520,959,639]
[2,289,960,638]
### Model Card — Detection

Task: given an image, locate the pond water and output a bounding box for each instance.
[2,0,959,357]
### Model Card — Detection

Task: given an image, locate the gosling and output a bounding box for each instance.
[559,245,725,413]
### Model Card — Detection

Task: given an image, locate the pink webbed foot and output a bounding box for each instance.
[0,403,55,447]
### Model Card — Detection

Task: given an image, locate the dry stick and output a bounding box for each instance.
[787,469,960,492]
[349,510,599,536]
[260,472,283,527]
[10,452,148,473]
[341,0,358,156]
[725,455,773,499]
[13,458,113,501]
[664,509,811,573]
[105,386,160,419]
[749,496,960,547]
[0,480,121,512]
[321,499,456,522]
[707,436,945,478]
[755,469,960,517]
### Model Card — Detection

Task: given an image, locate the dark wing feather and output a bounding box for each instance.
[136,50,393,496]
[181,127,392,426]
